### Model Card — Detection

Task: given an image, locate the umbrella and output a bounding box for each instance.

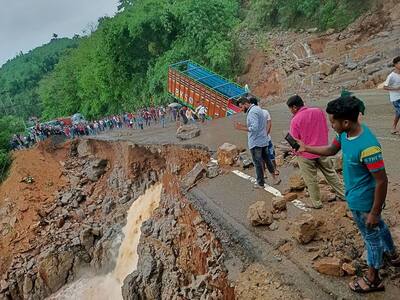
[168,102,182,108]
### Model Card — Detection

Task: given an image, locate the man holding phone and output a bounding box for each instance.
[297,95,400,293]
[287,95,344,208]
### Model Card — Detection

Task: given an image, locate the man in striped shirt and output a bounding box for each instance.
[297,95,399,294]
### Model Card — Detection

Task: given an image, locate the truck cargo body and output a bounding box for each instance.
[168,61,245,118]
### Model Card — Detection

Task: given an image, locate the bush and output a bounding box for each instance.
[246,0,372,31]
[0,150,11,182]
[0,116,25,150]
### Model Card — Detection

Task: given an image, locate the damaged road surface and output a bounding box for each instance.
[2,90,400,299]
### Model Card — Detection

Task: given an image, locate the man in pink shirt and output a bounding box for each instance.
[287,95,344,208]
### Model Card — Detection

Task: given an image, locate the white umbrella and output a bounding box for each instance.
[168,102,182,108]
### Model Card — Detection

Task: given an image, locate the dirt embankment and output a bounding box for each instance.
[0,138,237,299]
[0,139,68,276]
[238,1,400,104]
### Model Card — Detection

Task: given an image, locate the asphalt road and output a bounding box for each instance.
[98,88,400,299]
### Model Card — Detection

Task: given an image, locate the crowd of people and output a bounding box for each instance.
[233,56,400,295]
[10,103,209,151]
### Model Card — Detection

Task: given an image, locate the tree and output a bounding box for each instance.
[0,38,79,120]
[39,0,241,119]
[117,0,134,11]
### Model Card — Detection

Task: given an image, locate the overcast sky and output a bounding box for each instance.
[0,0,119,66]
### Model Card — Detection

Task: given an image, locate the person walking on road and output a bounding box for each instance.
[196,102,207,123]
[297,95,400,294]
[186,107,195,124]
[179,106,189,125]
[384,56,400,135]
[234,96,280,188]
[250,97,280,176]
[287,95,344,209]
[159,106,167,128]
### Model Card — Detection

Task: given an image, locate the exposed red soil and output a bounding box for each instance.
[0,141,69,275]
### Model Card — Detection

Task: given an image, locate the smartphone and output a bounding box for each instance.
[285,133,300,151]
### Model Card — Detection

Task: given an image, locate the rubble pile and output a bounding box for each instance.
[237,1,400,103]
[0,139,236,299]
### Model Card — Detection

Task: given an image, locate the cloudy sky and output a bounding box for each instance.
[0,0,119,66]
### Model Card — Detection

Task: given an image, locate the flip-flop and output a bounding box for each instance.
[349,276,385,294]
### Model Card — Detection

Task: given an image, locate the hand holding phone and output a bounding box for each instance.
[285,133,300,151]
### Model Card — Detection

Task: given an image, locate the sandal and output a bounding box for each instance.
[349,275,385,293]
[391,130,400,135]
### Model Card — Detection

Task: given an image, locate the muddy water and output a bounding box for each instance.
[48,184,162,300]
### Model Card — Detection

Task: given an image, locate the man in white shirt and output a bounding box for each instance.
[196,102,207,123]
[384,56,400,135]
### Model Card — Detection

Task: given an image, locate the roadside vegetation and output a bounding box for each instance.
[0,0,373,181]
[245,0,372,31]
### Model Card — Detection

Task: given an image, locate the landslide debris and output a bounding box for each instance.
[0,138,236,300]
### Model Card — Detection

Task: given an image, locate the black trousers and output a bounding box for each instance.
[250,146,275,186]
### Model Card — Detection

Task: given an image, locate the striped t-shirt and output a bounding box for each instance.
[332,124,385,212]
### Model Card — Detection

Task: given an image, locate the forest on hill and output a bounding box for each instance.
[0,0,371,180]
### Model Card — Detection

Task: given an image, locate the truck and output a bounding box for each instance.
[168,60,247,118]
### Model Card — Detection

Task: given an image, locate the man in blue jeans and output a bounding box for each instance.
[384,56,400,135]
[297,95,400,293]
[234,96,280,187]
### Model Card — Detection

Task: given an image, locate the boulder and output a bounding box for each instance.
[321,192,336,203]
[206,163,219,179]
[85,159,108,182]
[320,61,339,76]
[102,199,115,215]
[217,143,239,166]
[365,65,382,76]
[80,228,95,252]
[326,28,335,35]
[22,275,33,298]
[360,54,381,66]
[182,162,205,190]
[289,174,306,191]
[60,192,74,205]
[119,195,131,204]
[334,202,348,217]
[284,193,298,202]
[77,140,94,157]
[238,152,253,169]
[247,201,273,226]
[292,214,317,244]
[176,124,201,140]
[37,251,74,293]
[307,27,318,34]
[371,69,391,86]
[269,222,279,231]
[272,197,287,212]
[313,257,344,277]
[342,262,356,276]
[0,280,8,293]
